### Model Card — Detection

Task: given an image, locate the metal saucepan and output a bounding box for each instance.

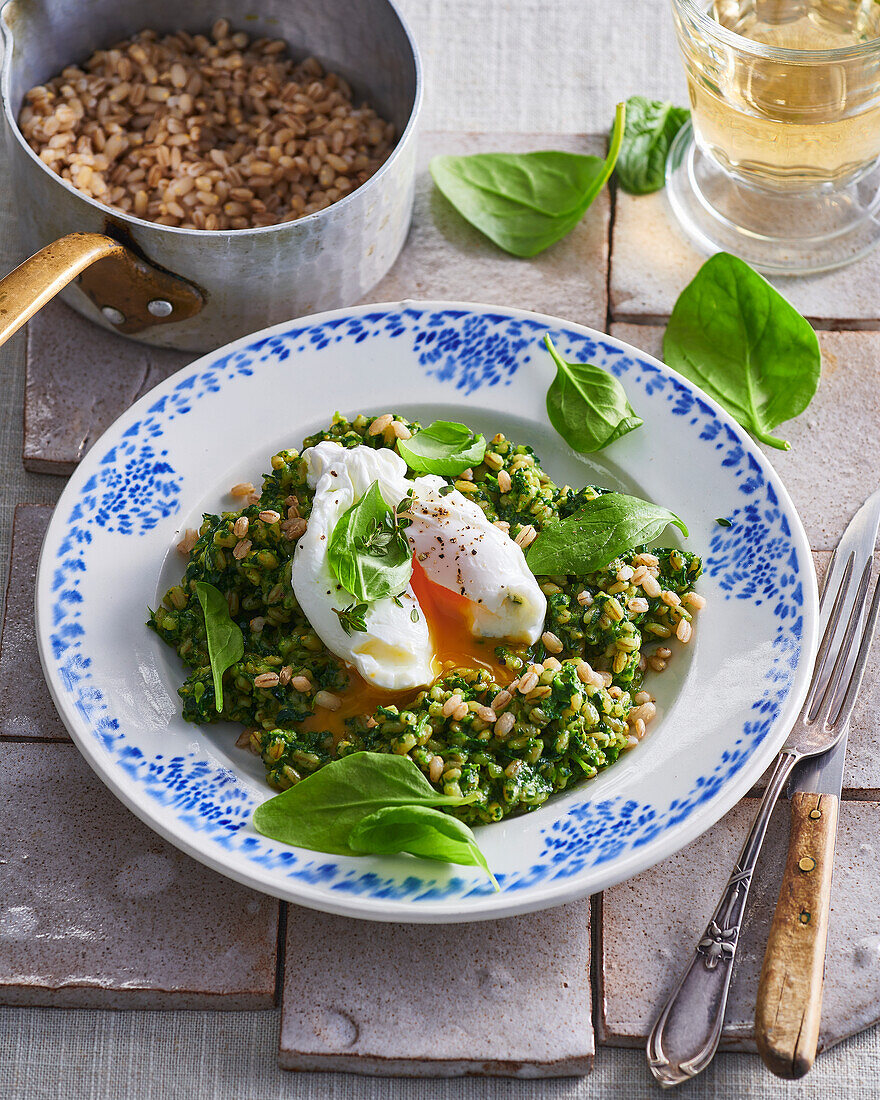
[0,0,421,351]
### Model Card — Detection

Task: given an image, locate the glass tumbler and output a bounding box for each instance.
[667,0,880,274]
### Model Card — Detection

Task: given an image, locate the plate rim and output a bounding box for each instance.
[35,297,820,922]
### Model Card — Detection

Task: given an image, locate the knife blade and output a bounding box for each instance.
[789,728,847,799]
[756,489,880,1079]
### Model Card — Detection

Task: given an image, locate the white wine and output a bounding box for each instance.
[678,1,880,188]
[712,0,880,47]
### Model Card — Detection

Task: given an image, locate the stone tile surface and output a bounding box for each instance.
[279,902,593,1077]
[24,134,608,478]
[368,131,609,330]
[599,798,880,1052]
[24,299,191,476]
[611,325,880,796]
[0,505,68,741]
[0,742,279,1009]
[610,190,880,327]
[609,324,880,553]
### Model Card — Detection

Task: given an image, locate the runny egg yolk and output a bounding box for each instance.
[410,559,517,683]
[300,558,523,742]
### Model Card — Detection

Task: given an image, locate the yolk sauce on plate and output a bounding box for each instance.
[300,559,523,742]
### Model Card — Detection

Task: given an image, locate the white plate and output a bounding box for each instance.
[36,301,818,922]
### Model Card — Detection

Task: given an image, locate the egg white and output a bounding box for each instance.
[292,443,433,690]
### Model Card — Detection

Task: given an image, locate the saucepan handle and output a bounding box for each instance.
[0,232,203,347]
[0,233,122,346]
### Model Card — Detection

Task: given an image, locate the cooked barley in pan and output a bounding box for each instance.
[19,21,395,230]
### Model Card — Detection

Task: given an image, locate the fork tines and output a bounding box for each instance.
[805,548,880,734]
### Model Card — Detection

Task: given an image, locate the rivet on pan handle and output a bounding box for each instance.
[0,232,203,347]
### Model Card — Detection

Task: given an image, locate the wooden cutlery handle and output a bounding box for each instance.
[755,792,839,1079]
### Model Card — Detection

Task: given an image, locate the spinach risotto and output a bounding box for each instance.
[149,412,703,825]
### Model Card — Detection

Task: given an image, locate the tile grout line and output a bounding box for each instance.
[0,503,22,663]
[589,892,605,1049]
[0,501,51,646]
[604,181,617,334]
[0,736,70,744]
[274,901,288,1008]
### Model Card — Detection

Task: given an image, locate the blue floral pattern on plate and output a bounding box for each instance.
[42,305,811,909]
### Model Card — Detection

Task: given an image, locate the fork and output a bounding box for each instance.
[646,500,880,1088]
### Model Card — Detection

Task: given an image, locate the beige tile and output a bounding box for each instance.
[279,902,593,1077]
[24,299,191,476]
[0,503,69,739]
[740,552,880,798]
[25,136,609,477]
[368,131,609,330]
[599,798,880,1053]
[0,742,279,1008]
[610,189,880,327]
[610,324,880,553]
[0,505,68,741]
[596,332,880,794]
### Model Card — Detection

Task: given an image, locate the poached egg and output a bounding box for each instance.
[291,442,547,711]
[291,443,434,691]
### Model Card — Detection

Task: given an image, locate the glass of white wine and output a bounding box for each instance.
[667,0,880,273]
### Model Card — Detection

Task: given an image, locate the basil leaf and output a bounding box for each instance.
[615,95,690,194]
[349,805,499,890]
[429,102,625,257]
[397,419,486,475]
[252,752,475,855]
[195,580,244,713]
[663,253,821,452]
[544,335,642,453]
[526,492,687,575]
[327,481,412,603]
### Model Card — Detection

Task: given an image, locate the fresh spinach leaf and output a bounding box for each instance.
[526,492,687,575]
[663,253,821,451]
[544,334,642,453]
[348,805,499,890]
[429,102,625,257]
[327,482,413,604]
[615,95,689,194]
[252,751,477,855]
[396,419,486,475]
[195,580,244,713]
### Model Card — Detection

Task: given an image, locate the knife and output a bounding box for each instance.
[754,490,880,1079]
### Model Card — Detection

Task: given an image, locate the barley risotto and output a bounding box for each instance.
[149,412,704,825]
[20,20,396,230]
